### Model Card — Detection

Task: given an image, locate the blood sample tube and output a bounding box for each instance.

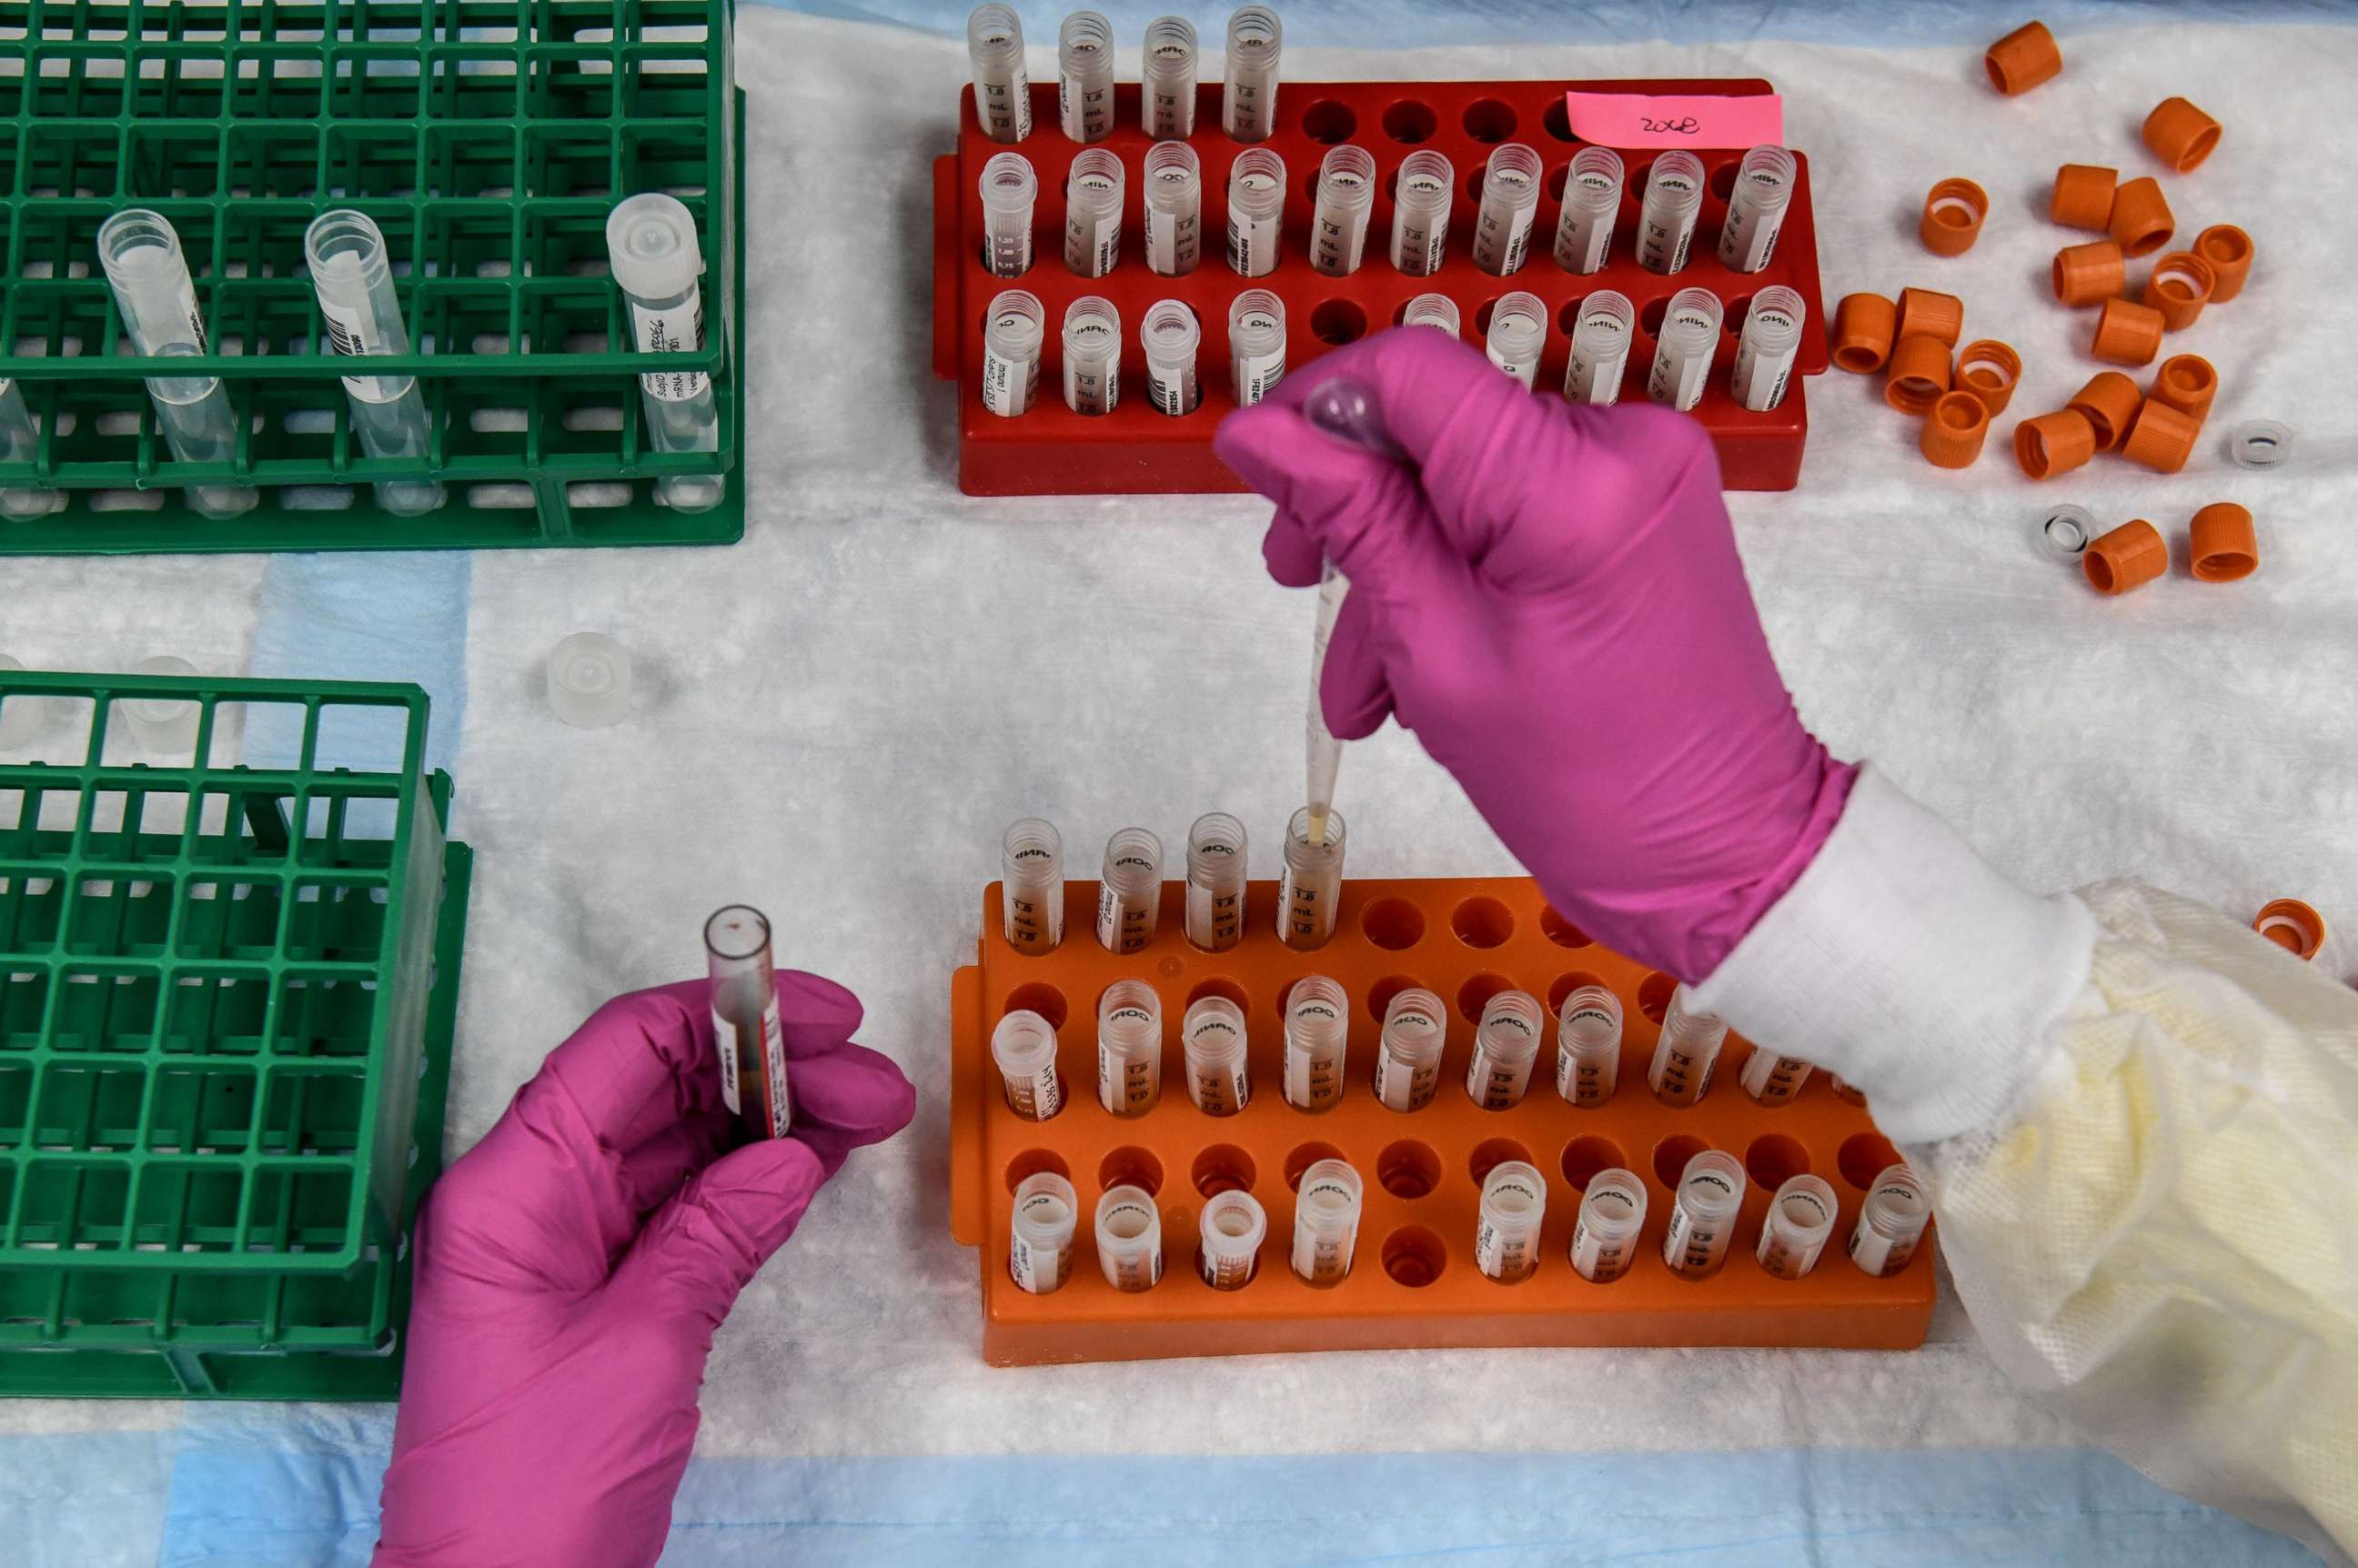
[979,152,1037,278]
[1470,143,1542,276]
[1484,290,1547,388]
[1009,1171,1077,1293]
[982,289,1045,417]
[1569,1168,1648,1283]
[1142,15,1198,139]
[1096,1184,1164,1292]
[1062,295,1121,415]
[705,904,789,1141]
[1225,148,1286,276]
[1648,984,1728,1106]
[1290,1157,1362,1285]
[1184,811,1248,950]
[1141,298,1202,417]
[1373,986,1446,1111]
[1552,146,1624,275]
[1184,995,1250,1114]
[1716,146,1797,273]
[1554,982,1624,1106]
[1310,146,1376,276]
[992,1008,1063,1121]
[1636,151,1706,275]
[1849,1163,1931,1277]
[1562,289,1635,405]
[1063,148,1124,278]
[1662,1149,1743,1280]
[1095,827,1164,952]
[1390,150,1454,276]
[1228,289,1287,408]
[1730,285,1806,414]
[1222,5,1282,143]
[1647,287,1723,413]
[1738,1045,1812,1105]
[1096,978,1164,1116]
[1402,292,1461,336]
[1756,1174,1838,1280]
[1283,974,1349,1111]
[1277,804,1343,949]
[1144,142,1203,276]
[1466,989,1544,1110]
[999,816,1063,951]
[1057,10,1114,144]
[965,4,1032,145]
[1198,1190,1266,1290]
[1475,1160,1547,1283]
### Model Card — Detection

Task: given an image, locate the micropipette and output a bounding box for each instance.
[1298,376,1399,846]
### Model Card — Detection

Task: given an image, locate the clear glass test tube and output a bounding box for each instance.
[1648,983,1729,1106]
[1402,292,1461,336]
[992,1009,1064,1121]
[1143,142,1203,276]
[1738,1045,1812,1105]
[1222,5,1282,142]
[1373,986,1446,1111]
[1057,10,1114,144]
[1094,827,1164,952]
[966,4,1033,144]
[1757,1174,1838,1280]
[1277,804,1343,949]
[1475,1160,1547,1283]
[1184,811,1248,950]
[1390,150,1454,276]
[1010,1171,1077,1293]
[1225,148,1286,276]
[1309,146,1376,276]
[1143,15,1198,138]
[1096,978,1164,1115]
[1717,146,1797,274]
[1849,1163,1931,1277]
[96,209,258,520]
[1183,995,1250,1114]
[0,380,61,519]
[1096,1184,1164,1292]
[1562,289,1634,404]
[1569,1168,1648,1282]
[1484,290,1547,388]
[1228,289,1286,408]
[706,904,789,1141]
[1663,1149,1744,1280]
[1062,296,1121,415]
[982,288,1045,417]
[1198,1189,1265,1290]
[1141,299,1202,417]
[605,194,724,513]
[304,208,443,517]
[1000,816,1064,953]
[1555,984,1624,1106]
[1283,975,1349,1111]
[1636,151,1706,275]
[1290,1157,1362,1285]
[1552,146,1625,275]
[979,152,1037,278]
[1646,287,1723,413]
[1063,148,1124,277]
[1471,143,1542,276]
[1466,989,1544,1109]
[1731,286,1806,413]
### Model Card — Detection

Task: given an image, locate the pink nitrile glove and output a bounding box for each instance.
[373,973,915,1568]
[1214,327,1856,984]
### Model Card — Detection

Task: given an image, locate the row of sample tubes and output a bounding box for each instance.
[968,5,1285,146]
[1001,811,1345,955]
[1008,1155,1931,1296]
[981,289,1290,417]
[979,142,1798,289]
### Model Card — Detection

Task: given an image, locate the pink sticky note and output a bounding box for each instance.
[1563,91,1785,149]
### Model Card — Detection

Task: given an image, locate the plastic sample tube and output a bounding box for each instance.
[992,1008,1063,1121]
[1222,5,1282,143]
[1555,983,1623,1106]
[1829,1074,1867,1107]
[1402,292,1461,336]
[1310,146,1376,276]
[1469,143,1542,276]
[1648,984,1728,1106]
[1551,146,1624,275]
[1466,989,1544,1110]
[0,654,46,749]
[1662,1149,1743,1280]
[1096,1184,1164,1292]
[605,194,724,514]
[1183,995,1250,1114]
[979,152,1037,278]
[123,654,201,755]
[0,380,60,519]
[95,210,258,520]
[1716,146,1796,273]
[1475,1160,1547,1283]
[1063,149,1124,278]
[1142,15,1198,139]
[1373,986,1446,1111]
[1290,1157,1361,1285]
[1140,299,1202,417]
[1096,977,1164,1115]
[706,904,790,1141]
[1738,1046,1812,1105]
[1849,1163,1930,1277]
[1390,150,1455,276]
[1198,1190,1266,1289]
[981,289,1046,417]
[1283,974,1349,1111]
[1277,804,1343,949]
[304,209,443,517]
[1729,285,1805,413]
[1062,296,1121,415]
[548,631,631,728]
[1184,811,1248,950]
[1483,291,1547,388]
[1228,289,1286,407]
[1636,151,1706,275]
[1647,288,1723,413]
[1143,142,1203,276]
[1562,290,1634,405]
[1225,148,1287,276]
[1057,10,1114,144]
[1569,1168,1647,1282]
[1010,1171,1077,1293]
[1095,827,1164,952]
[1756,1174,1838,1280]
[966,4,1032,144]
[1000,816,1064,953]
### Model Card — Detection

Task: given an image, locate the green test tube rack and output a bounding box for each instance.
[0,669,471,1399]
[0,0,746,554]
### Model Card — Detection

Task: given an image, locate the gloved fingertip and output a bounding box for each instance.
[1319,589,1396,741]
[1263,508,1325,588]
[1212,400,1318,501]
[789,1044,918,1144]
[775,969,863,1033]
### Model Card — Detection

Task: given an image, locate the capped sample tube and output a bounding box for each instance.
[966,4,1033,144]
[1143,142,1204,276]
[1063,148,1124,277]
[606,194,725,513]
[1309,145,1376,276]
[1716,145,1797,274]
[1198,1189,1266,1290]
[982,289,1046,417]
[1849,1163,1931,1277]
[1555,983,1624,1106]
[1636,150,1707,275]
[1277,803,1342,949]
[1757,1173,1838,1280]
[1475,1160,1547,1283]
[992,1008,1064,1121]
[1097,978,1164,1115]
[1184,994,1250,1114]
[1390,150,1454,276]
[1373,986,1446,1111]
[304,209,444,517]
[1183,811,1248,950]
[1010,1171,1077,1293]
[95,209,258,519]
[1466,989,1544,1110]
[1648,982,1728,1106]
[1221,5,1282,143]
[1470,143,1542,276]
[1228,289,1286,408]
[1000,816,1064,953]
[1402,292,1461,336]
[1062,295,1121,415]
[1057,10,1114,144]
[1738,1043,1812,1105]
[1291,1157,1362,1285]
[0,380,61,519]
[1096,1183,1164,1291]
[1646,287,1723,413]
[123,655,200,756]
[1569,1168,1648,1283]
[1225,147,1286,276]
[1143,15,1198,138]
[1095,826,1164,952]
[979,151,1037,277]
[1283,974,1348,1111]
[705,904,789,1141]
[1140,299,1202,416]
[1484,290,1547,388]
[1562,288,1634,404]
[1662,1148,1743,1280]
[1730,285,1805,413]
[1551,145,1625,275]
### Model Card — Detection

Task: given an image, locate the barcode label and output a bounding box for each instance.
[630,296,710,402]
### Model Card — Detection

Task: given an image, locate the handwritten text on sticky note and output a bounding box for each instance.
[1563,92,1785,149]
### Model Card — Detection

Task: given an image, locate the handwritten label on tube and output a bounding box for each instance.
[1564,91,1784,149]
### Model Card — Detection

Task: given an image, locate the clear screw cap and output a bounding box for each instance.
[548,632,631,728]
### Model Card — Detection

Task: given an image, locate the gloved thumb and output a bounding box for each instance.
[1215,399,1457,606]
[610,1136,827,1330]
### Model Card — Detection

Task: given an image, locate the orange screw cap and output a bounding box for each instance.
[1830,294,1897,373]
[2194,225,2253,302]
[2107,176,2173,257]
[1884,334,1952,414]
[2084,519,2167,596]
[2142,96,2222,173]
[1986,21,2062,95]
[2050,164,2117,229]
[2067,372,2143,450]
[2254,899,2323,960]
[2013,409,2098,480]
[2091,297,2165,367]
[1920,179,1988,256]
[1921,392,1990,468]
[2051,239,2125,306]
[1894,287,1964,347]
[2150,354,2218,426]
[2121,398,2200,474]
[2142,251,2215,331]
[2189,502,2257,582]
[1955,340,2020,416]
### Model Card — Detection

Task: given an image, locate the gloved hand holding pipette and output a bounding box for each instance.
[1217,327,2357,1568]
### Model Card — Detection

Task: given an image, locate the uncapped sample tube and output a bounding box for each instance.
[1555,983,1624,1106]
[1143,142,1204,276]
[1475,1160,1547,1283]
[1717,145,1797,273]
[1198,1189,1265,1290]
[305,209,444,517]
[1757,1173,1838,1281]
[1470,143,1543,276]
[1309,145,1376,276]
[1730,286,1806,413]
[1096,1184,1164,1291]
[1228,289,1286,408]
[1184,811,1248,950]
[1143,15,1198,138]
[123,655,200,755]
[1062,295,1121,415]
[1373,986,1446,1111]
[1283,974,1349,1111]
[982,289,1046,417]
[1291,1156,1361,1285]
[1057,10,1114,144]
[979,152,1037,278]
[1738,1045,1812,1105]
[96,209,258,520]
[1636,150,1706,275]
[966,4,1032,144]
[1647,287,1724,413]
[1183,994,1250,1113]
[1569,1168,1648,1283]
[1402,292,1461,336]
[1222,5,1282,143]
[706,905,789,1141]
[0,380,60,519]
[1277,804,1343,949]
[1095,826,1164,952]
[1551,146,1624,275]
[1096,978,1164,1115]
[1849,1163,1931,1277]
[1063,148,1124,277]
[992,1008,1064,1121]
[1484,290,1547,389]
[1562,289,1634,405]
[1466,989,1544,1109]
[1390,150,1454,276]
[1000,816,1064,953]
[1648,983,1729,1106]
[1225,148,1286,276]
[1662,1149,1743,1280]
[1140,299,1202,417]
[1010,1171,1077,1293]
[606,194,724,513]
